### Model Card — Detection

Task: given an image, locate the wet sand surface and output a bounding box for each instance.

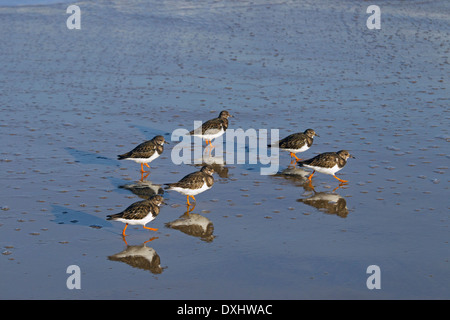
[0,0,449,299]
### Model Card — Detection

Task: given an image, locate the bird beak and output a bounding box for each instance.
[165,141,170,144]
[350,155,355,159]
[315,133,320,137]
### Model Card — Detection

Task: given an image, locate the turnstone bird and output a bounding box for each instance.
[107,194,164,237]
[298,150,355,183]
[269,129,318,162]
[189,111,232,147]
[165,165,214,206]
[117,135,168,173]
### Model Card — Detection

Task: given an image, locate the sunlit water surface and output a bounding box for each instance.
[0,0,449,299]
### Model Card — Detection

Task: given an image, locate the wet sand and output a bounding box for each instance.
[0,0,449,299]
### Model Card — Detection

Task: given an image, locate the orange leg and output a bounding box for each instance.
[143,225,158,231]
[205,139,215,149]
[186,195,196,206]
[290,152,301,162]
[308,170,315,181]
[122,223,129,237]
[333,175,348,183]
[140,163,149,173]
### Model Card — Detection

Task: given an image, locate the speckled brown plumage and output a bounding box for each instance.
[298,150,355,183]
[166,165,214,190]
[165,165,215,206]
[299,150,351,169]
[189,111,232,136]
[269,129,318,162]
[107,195,164,221]
[117,135,166,160]
[277,129,317,150]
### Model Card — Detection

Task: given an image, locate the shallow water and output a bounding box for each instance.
[0,0,449,299]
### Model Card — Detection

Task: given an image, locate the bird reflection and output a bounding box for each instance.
[119,179,164,200]
[165,205,215,242]
[271,167,315,191]
[297,183,349,218]
[108,237,165,274]
[195,155,229,179]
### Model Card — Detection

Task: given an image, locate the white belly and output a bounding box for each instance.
[170,182,211,196]
[304,164,341,175]
[282,144,310,153]
[192,128,225,140]
[127,152,160,164]
[116,212,155,226]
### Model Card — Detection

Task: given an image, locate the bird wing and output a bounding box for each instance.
[168,172,206,190]
[120,200,155,220]
[278,133,307,149]
[127,140,158,159]
[301,152,339,168]
[189,118,223,135]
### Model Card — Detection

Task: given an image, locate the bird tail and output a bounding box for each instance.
[297,158,307,166]
[117,152,131,160]
[106,213,121,220]
[297,159,309,167]
[163,183,174,190]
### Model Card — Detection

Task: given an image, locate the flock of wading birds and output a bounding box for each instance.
[107,110,355,237]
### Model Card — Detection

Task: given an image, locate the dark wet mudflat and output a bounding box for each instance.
[0,0,449,299]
